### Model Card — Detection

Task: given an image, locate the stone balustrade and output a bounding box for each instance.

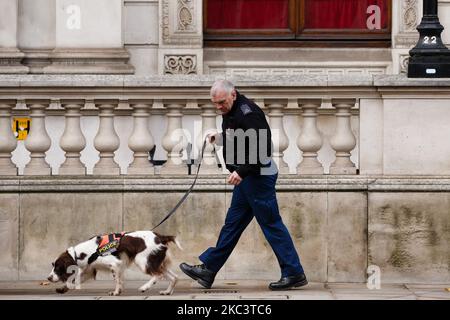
[0,97,359,177]
[0,75,368,176]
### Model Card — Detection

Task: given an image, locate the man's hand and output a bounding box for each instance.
[206,132,217,144]
[227,171,243,186]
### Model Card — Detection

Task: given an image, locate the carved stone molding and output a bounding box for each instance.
[395,34,420,47]
[206,67,387,76]
[395,0,420,48]
[161,0,171,42]
[0,58,21,66]
[400,54,410,73]
[0,49,29,74]
[42,48,135,75]
[161,0,202,46]
[164,55,197,74]
[178,0,195,31]
[403,0,418,32]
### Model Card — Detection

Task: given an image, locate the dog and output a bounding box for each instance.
[47,231,181,296]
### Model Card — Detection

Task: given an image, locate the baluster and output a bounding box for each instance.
[197,100,221,174]
[59,100,86,175]
[160,101,187,175]
[297,99,324,174]
[0,100,18,175]
[23,100,52,175]
[330,99,357,174]
[127,100,155,175]
[93,100,121,175]
[266,99,289,174]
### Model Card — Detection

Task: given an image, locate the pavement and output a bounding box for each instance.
[0,280,450,300]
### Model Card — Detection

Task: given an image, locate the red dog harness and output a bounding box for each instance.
[88,232,126,264]
[97,232,126,255]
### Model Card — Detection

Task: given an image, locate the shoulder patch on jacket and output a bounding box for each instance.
[240,104,253,115]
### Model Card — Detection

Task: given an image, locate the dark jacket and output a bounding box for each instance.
[220,91,273,178]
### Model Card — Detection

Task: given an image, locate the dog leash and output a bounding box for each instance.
[151,139,208,230]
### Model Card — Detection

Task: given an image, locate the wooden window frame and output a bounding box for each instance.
[203,0,392,47]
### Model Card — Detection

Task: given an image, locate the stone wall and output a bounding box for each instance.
[1,176,450,284]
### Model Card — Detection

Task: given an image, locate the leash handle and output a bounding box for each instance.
[151,139,208,231]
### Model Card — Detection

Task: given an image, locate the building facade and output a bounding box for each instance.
[1,0,450,284]
[1,0,444,76]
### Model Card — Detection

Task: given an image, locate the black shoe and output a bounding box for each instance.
[179,263,216,289]
[269,273,308,291]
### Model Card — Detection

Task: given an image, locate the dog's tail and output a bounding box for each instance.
[154,233,183,251]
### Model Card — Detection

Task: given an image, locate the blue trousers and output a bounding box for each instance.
[199,173,304,277]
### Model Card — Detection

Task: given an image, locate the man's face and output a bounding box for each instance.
[211,89,236,115]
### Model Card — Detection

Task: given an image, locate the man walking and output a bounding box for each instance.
[180,80,307,290]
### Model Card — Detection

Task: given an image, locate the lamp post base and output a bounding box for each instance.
[408,55,450,78]
[407,0,450,78]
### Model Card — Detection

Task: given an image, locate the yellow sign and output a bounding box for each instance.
[12,118,31,140]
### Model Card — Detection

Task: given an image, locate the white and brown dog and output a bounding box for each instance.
[47,231,181,296]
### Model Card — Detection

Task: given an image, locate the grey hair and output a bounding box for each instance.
[210,79,235,96]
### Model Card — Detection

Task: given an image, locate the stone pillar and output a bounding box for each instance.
[197,100,221,174]
[24,100,52,175]
[127,100,155,175]
[0,101,18,175]
[159,0,203,75]
[297,99,324,175]
[0,0,28,73]
[18,0,56,73]
[43,0,133,74]
[266,99,289,174]
[59,100,86,175]
[330,99,357,175]
[160,101,187,175]
[93,100,121,175]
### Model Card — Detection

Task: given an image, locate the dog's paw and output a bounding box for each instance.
[159,290,172,296]
[108,290,122,296]
[139,286,148,293]
[56,286,69,294]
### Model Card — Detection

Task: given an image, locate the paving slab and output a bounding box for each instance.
[0,295,99,300]
[405,284,450,289]
[410,291,450,299]
[193,295,240,300]
[0,281,449,300]
[98,296,147,300]
[239,295,289,300]
[386,294,418,300]
[288,291,335,300]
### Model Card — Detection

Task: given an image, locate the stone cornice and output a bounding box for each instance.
[0,74,449,87]
[3,176,450,193]
[0,74,450,100]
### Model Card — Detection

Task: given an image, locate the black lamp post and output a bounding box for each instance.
[408,0,450,77]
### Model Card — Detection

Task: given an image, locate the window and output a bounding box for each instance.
[204,0,391,47]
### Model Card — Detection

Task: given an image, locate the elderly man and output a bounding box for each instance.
[180,80,307,290]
